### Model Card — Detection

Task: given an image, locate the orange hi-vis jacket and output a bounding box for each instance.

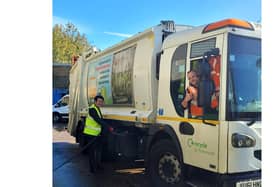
[187,86,203,116]
[209,55,221,90]
[209,55,221,109]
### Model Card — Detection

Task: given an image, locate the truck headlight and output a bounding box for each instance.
[232,133,256,148]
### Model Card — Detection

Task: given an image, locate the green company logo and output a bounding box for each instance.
[187,138,215,156]
[187,138,207,149]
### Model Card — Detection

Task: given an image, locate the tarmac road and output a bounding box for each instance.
[53,122,150,187]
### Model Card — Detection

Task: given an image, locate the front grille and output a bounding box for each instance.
[254,150,261,161]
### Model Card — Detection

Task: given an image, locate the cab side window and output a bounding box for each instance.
[60,96,69,106]
[188,38,219,120]
[170,44,188,117]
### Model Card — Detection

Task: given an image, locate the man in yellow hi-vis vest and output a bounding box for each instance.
[83,95,110,173]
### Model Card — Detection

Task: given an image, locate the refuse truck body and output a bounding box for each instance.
[68,19,261,187]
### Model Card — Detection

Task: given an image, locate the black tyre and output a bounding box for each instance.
[149,139,185,187]
[53,113,61,123]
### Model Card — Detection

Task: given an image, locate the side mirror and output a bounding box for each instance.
[198,79,214,108]
[198,79,217,126]
[197,48,219,107]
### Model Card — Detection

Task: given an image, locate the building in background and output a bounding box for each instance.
[53,63,71,104]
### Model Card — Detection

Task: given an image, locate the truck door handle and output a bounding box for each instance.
[179,122,194,135]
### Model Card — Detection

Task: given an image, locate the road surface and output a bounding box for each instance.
[53,122,150,187]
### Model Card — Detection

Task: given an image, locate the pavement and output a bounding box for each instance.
[53,122,150,187]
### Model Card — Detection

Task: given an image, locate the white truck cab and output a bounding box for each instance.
[53,94,69,123]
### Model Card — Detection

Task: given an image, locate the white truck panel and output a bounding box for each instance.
[228,122,261,173]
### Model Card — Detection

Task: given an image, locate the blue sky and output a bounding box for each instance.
[53,0,261,50]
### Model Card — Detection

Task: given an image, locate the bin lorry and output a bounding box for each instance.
[67,18,261,187]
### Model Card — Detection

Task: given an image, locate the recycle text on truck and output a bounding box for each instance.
[68,18,261,187]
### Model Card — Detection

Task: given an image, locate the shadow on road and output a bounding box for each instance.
[53,140,150,187]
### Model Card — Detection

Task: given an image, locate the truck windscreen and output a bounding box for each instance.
[226,34,261,121]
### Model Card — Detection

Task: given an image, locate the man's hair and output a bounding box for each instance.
[187,70,199,77]
[94,95,104,102]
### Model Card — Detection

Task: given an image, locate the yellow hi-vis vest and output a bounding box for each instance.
[83,104,102,136]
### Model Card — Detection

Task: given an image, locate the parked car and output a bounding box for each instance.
[53,94,69,123]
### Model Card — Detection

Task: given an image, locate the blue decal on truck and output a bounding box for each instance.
[158,108,164,115]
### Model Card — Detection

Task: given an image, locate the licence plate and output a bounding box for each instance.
[236,179,261,187]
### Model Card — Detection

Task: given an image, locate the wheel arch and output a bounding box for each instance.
[144,124,184,167]
[53,112,61,123]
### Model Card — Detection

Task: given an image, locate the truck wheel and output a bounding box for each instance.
[53,113,61,123]
[149,139,185,187]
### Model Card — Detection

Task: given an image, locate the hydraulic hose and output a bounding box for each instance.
[53,127,118,172]
[53,137,97,172]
